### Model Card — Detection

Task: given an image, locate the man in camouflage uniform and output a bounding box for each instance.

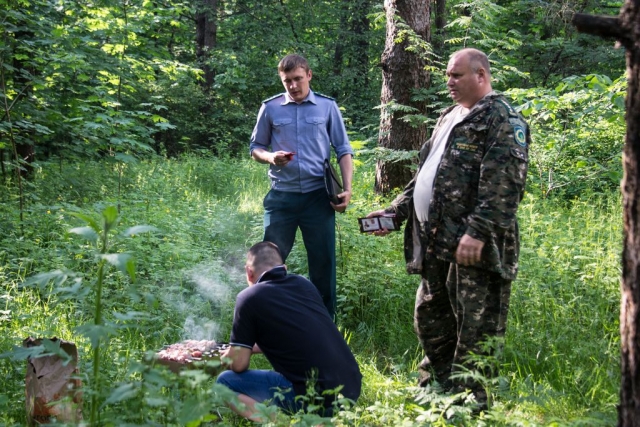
[367,48,529,400]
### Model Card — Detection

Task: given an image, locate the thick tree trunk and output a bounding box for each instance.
[574,2,640,425]
[195,0,218,89]
[620,2,640,424]
[376,0,430,194]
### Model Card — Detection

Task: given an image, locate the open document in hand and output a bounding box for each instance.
[358,215,401,233]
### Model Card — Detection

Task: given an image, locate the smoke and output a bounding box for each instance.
[187,261,243,304]
[175,259,245,341]
[182,316,221,341]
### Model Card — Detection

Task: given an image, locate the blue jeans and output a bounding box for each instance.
[263,188,336,318]
[216,369,301,412]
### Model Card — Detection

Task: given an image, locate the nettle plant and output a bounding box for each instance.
[20,206,159,424]
[14,206,341,426]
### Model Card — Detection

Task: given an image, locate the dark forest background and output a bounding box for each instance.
[1,0,626,192]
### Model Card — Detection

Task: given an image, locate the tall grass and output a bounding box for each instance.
[506,194,621,421]
[0,155,621,426]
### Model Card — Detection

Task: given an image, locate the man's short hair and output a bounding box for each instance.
[247,241,283,273]
[469,49,491,77]
[278,54,310,73]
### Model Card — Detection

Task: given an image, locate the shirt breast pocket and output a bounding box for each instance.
[305,116,326,140]
[273,118,293,137]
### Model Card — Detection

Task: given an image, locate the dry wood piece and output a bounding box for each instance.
[24,337,83,426]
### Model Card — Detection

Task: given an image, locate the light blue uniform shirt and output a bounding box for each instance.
[250,90,353,193]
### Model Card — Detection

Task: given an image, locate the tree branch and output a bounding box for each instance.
[572,13,632,47]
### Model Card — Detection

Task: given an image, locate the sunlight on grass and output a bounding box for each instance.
[0,157,622,426]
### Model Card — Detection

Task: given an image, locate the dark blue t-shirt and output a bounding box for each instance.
[229,266,362,405]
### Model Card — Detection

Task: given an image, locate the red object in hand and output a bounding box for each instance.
[284,152,295,160]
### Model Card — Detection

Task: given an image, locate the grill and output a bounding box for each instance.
[154,340,229,375]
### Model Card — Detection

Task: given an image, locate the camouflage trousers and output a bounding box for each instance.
[415,257,511,390]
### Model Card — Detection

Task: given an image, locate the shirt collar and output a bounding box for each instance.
[469,90,497,112]
[282,90,317,105]
[256,265,287,283]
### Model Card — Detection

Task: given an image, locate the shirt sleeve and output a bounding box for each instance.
[228,292,257,349]
[327,102,353,160]
[465,111,529,240]
[249,103,271,155]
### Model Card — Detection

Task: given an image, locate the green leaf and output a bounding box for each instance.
[100,253,135,281]
[76,324,115,347]
[3,339,73,364]
[102,206,120,232]
[114,153,138,163]
[0,345,45,361]
[144,397,169,407]
[68,212,101,234]
[123,225,159,237]
[52,278,90,300]
[112,311,149,322]
[143,367,171,388]
[69,226,99,244]
[104,383,138,405]
[41,339,74,364]
[154,122,177,130]
[178,397,211,425]
[22,269,76,290]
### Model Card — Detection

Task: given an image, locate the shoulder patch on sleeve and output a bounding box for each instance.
[315,92,335,100]
[262,93,285,103]
[514,126,527,147]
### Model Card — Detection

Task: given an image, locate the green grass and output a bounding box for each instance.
[0,155,621,426]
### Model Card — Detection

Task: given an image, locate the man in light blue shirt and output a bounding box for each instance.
[250,54,353,320]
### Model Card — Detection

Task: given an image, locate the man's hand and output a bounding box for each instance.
[220,345,252,373]
[251,148,294,167]
[455,234,485,266]
[331,189,351,213]
[271,150,294,167]
[331,154,353,213]
[365,209,391,236]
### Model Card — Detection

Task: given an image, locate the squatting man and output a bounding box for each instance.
[216,241,362,422]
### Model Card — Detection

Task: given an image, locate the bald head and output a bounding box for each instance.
[446,48,493,108]
[455,48,491,79]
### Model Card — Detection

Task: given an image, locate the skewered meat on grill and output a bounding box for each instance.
[154,340,229,373]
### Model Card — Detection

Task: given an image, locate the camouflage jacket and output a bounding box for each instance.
[386,93,530,280]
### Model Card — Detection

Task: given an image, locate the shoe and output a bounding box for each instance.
[417,368,432,387]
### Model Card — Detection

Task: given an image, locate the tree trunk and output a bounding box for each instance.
[195,0,218,89]
[376,0,430,194]
[333,2,348,77]
[619,1,640,424]
[433,0,447,53]
[574,2,640,425]
[12,27,36,178]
